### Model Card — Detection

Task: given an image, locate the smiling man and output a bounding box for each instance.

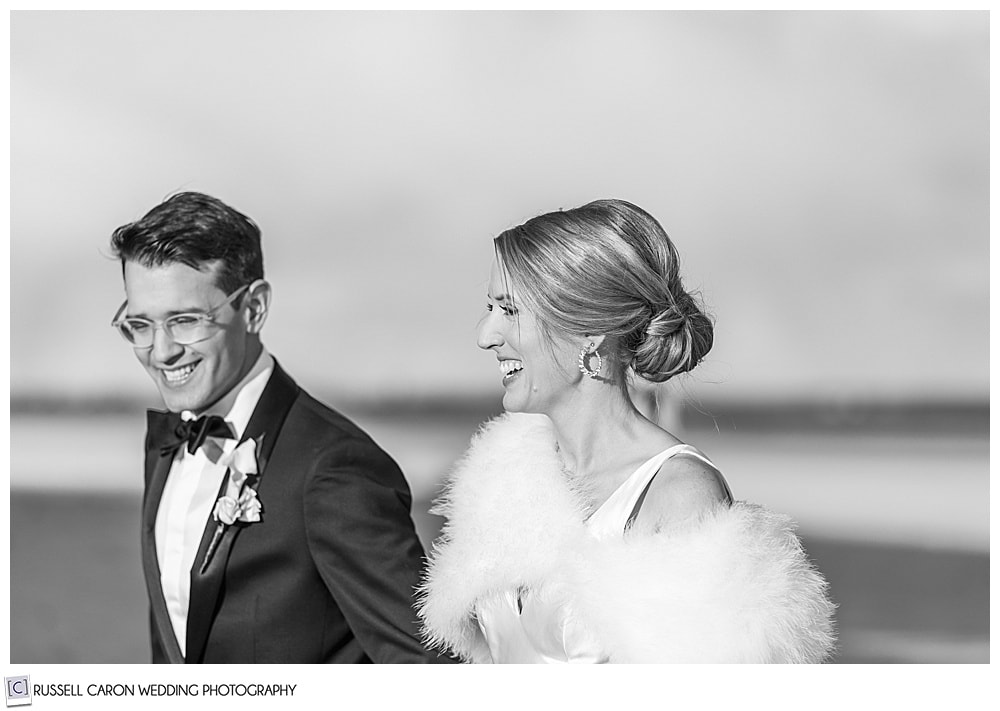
[109,191,448,663]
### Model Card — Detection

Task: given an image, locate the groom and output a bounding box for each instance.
[109,192,447,663]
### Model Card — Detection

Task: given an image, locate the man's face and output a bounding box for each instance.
[123,260,257,413]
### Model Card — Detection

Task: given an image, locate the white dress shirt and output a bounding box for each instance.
[154,349,274,657]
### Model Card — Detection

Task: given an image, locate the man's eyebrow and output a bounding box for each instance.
[125,306,210,319]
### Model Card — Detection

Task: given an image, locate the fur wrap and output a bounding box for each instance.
[417,413,836,663]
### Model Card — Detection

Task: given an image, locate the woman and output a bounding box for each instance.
[418,199,835,663]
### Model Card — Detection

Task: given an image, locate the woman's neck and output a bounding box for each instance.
[548,385,652,484]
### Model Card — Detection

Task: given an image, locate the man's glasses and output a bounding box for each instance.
[111,284,251,348]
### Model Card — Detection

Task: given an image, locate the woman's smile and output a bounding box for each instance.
[498,359,523,385]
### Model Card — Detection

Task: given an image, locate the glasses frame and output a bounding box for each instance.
[111,284,252,348]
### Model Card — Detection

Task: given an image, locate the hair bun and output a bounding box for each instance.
[632,295,714,383]
[644,303,690,338]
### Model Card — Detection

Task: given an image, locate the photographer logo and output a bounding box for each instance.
[4,677,30,707]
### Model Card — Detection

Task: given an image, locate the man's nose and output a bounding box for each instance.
[149,325,184,362]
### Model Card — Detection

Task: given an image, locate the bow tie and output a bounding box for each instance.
[149,411,236,456]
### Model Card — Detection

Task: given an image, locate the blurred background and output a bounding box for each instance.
[9,11,988,663]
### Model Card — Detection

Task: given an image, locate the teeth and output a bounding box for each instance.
[163,363,198,383]
[499,360,523,377]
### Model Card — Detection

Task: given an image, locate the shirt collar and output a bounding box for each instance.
[181,348,275,441]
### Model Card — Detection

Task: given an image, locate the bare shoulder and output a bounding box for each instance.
[631,453,731,534]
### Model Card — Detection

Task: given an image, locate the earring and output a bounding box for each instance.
[577,342,602,379]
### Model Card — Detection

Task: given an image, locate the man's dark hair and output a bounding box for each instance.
[110,191,264,293]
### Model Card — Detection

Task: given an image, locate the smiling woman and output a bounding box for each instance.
[419,199,836,663]
[478,262,575,415]
[479,200,715,416]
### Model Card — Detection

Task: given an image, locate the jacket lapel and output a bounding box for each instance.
[183,360,299,663]
[141,411,185,664]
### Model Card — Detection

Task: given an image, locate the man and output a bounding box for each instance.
[109,192,447,663]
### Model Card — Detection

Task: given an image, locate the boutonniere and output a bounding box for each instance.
[200,435,265,574]
[213,439,263,524]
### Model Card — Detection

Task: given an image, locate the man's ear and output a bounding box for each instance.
[244,280,272,334]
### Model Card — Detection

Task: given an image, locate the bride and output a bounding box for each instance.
[417,199,835,663]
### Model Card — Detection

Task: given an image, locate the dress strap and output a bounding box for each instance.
[624,478,656,531]
[619,444,687,531]
[624,445,726,531]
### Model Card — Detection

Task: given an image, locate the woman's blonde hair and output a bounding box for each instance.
[494,199,713,383]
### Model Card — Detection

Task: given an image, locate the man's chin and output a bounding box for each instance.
[156,387,204,414]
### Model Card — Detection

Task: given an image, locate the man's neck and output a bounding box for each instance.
[191,345,270,421]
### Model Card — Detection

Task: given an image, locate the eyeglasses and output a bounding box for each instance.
[111,285,251,348]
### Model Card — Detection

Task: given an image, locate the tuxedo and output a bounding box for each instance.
[141,359,446,663]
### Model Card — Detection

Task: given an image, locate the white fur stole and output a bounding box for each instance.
[417,413,837,663]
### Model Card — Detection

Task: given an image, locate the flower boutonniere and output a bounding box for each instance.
[213,438,263,525]
[200,436,265,574]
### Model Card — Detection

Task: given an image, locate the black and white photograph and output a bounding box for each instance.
[6,6,989,690]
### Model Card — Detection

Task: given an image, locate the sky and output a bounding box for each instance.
[9,11,988,405]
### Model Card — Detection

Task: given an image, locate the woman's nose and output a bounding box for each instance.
[477,313,503,351]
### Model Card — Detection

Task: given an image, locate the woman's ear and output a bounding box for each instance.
[585,335,607,351]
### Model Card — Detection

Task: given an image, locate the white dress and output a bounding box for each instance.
[474,444,726,664]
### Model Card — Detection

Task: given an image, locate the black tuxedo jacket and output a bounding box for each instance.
[141,360,447,663]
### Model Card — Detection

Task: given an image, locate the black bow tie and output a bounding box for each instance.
[149,411,236,456]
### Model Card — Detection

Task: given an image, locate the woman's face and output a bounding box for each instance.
[477,260,580,414]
